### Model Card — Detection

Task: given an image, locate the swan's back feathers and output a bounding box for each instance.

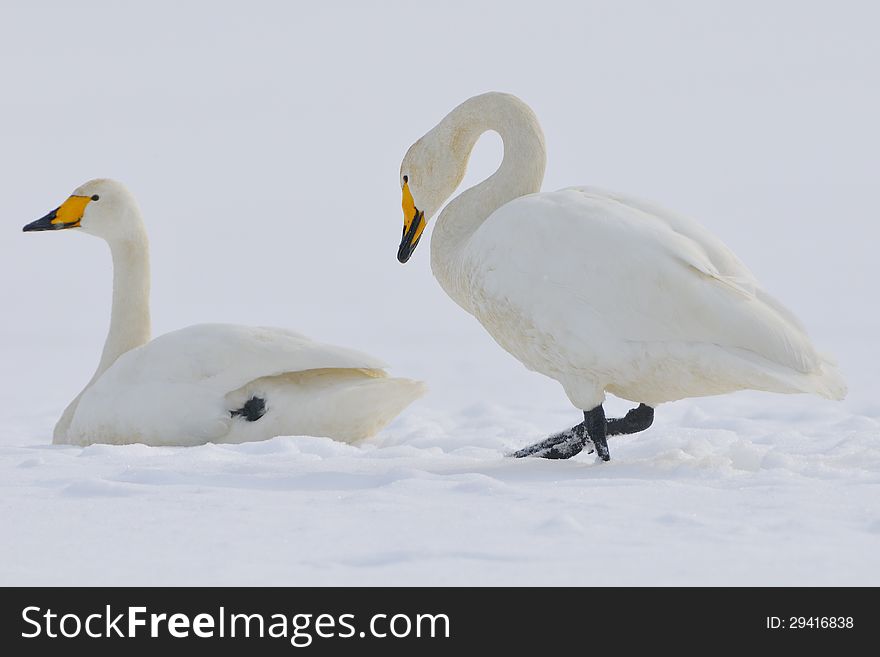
[464,188,835,396]
[112,323,390,390]
[578,187,818,346]
[569,187,761,295]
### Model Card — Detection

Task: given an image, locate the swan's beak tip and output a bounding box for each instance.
[397,210,425,264]
[397,234,422,263]
[23,211,58,232]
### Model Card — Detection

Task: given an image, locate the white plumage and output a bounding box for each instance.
[24,179,424,447]
[397,92,844,457]
[462,185,845,409]
[69,323,422,446]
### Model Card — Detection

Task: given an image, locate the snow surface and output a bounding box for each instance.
[1,1,879,585]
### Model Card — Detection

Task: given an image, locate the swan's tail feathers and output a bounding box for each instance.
[812,357,848,401]
[289,370,425,442]
[329,375,427,442]
[708,347,848,403]
[222,369,425,445]
[764,356,848,401]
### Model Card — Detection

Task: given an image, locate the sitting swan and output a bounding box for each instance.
[24,178,425,446]
[396,92,846,461]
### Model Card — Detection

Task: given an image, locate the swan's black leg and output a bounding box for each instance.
[584,404,609,461]
[511,403,654,459]
[606,403,654,436]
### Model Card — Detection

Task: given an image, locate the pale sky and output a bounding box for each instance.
[2,0,877,415]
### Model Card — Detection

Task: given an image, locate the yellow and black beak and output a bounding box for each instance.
[397,180,425,263]
[23,194,93,232]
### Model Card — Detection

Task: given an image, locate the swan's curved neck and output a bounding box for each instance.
[54,220,151,441]
[431,93,546,277]
[99,232,152,374]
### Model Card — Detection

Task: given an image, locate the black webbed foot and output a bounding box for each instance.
[606,403,654,436]
[511,403,654,461]
[510,423,591,459]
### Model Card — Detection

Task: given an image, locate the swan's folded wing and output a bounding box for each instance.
[466,189,821,374]
[69,324,391,445]
[565,186,765,294]
[117,323,388,390]
[566,187,811,335]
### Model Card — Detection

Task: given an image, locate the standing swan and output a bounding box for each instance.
[24,179,425,446]
[396,92,846,461]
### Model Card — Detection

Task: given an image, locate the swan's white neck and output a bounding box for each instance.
[100,234,152,372]
[54,221,151,441]
[430,93,546,299]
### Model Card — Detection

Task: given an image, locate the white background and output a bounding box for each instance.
[0,0,877,585]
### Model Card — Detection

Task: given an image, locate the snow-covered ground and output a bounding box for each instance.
[2,326,879,586]
[1,1,878,585]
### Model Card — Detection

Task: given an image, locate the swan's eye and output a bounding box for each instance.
[91,195,100,201]
[403,175,408,184]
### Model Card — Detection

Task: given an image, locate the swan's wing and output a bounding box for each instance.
[117,323,389,389]
[464,188,820,374]
[70,324,390,444]
[567,186,760,292]
[567,186,811,333]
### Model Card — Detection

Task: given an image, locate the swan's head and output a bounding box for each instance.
[397,126,467,263]
[23,179,142,242]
